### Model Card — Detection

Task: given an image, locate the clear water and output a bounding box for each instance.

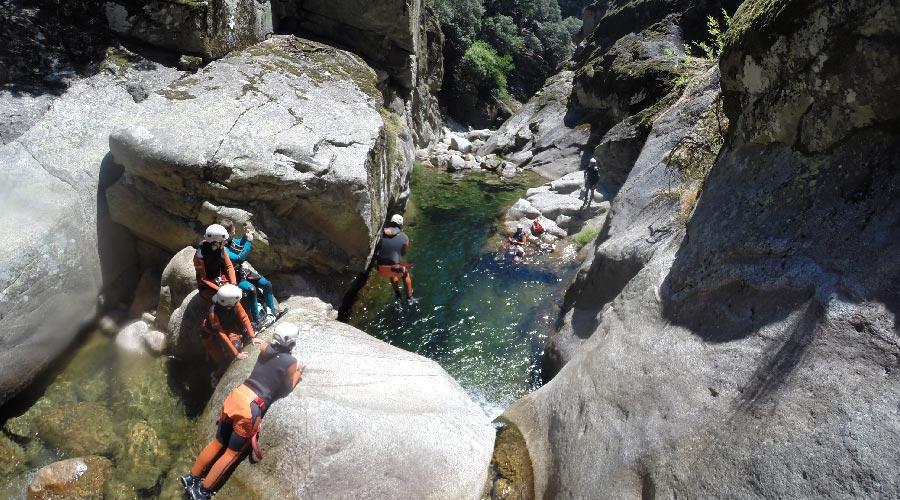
[347,165,574,415]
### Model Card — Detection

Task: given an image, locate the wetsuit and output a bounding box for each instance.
[225,236,276,323]
[509,229,528,257]
[194,242,237,301]
[375,226,413,299]
[583,163,600,208]
[202,302,255,376]
[189,343,301,493]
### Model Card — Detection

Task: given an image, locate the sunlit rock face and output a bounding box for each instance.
[504,0,900,498]
[107,36,413,294]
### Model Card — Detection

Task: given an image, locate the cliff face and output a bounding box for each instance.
[0,0,442,405]
[504,0,900,497]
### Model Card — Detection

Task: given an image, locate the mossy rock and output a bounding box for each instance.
[112,420,170,491]
[488,422,534,499]
[110,356,191,446]
[27,456,112,500]
[103,479,138,500]
[34,402,118,457]
[0,434,27,478]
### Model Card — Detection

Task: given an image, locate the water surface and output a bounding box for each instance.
[348,166,574,415]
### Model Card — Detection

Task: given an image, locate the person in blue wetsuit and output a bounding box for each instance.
[220,219,280,329]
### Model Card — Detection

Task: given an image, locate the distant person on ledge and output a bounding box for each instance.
[181,323,304,500]
[582,157,600,209]
[375,214,417,304]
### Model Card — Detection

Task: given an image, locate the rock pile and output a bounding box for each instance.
[417,128,520,176]
[504,171,609,241]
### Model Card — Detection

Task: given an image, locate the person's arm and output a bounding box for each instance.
[233,237,253,262]
[401,234,410,256]
[285,361,304,390]
[194,252,220,290]
[223,251,237,284]
[210,311,241,356]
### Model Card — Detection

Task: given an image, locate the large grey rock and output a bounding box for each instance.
[107,36,413,295]
[479,71,592,180]
[272,0,444,144]
[0,51,184,404]
[507,1,900,498]
[198,296,495,499]
[104,0,273,59]
[156,246,197,330]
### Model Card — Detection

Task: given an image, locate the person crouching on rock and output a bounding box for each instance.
[180,323,304,500]
[202,284,257,384]
[195,224,237,302]
[375,214,417,304]
[220,219,282,330]
[507,223,529,262]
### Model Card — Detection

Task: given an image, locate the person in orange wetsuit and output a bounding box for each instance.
[202,284,256,383]
[195,224,237,301]
[375,214,417,304]
[180,323,304,500]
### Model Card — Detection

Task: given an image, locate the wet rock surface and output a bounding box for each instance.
[27,456,112,500]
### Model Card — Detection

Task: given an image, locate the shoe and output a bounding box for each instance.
[263,313,276,328]
[179,474,198,491]
[405,296,419,305]
[188,483,213,500]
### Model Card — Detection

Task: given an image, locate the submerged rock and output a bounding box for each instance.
[0,434,27,477]
[113,420,170,491]
[27,456,112,500]
[196,296,495,499]
[35,402,118,458]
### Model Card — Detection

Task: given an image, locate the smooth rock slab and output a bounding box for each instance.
[108,36,411,292]
[201,296,495,499]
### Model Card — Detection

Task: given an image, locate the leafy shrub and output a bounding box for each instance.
[482,14,524,55]
[685,9,732,60]
[455,40,515,100]
[572,227,600,247]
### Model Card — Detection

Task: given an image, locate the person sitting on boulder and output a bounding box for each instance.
[582,158,600,209]
[375,214,417,304]
[201,284,257,383]
[507,223,529,261]
[195,224,237,302]
[181,323,304,500]
[220,219,281,330]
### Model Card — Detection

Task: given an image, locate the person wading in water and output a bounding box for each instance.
[180,323,304,500]
[375,214,417,304]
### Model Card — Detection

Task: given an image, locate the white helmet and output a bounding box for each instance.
[390,214,404,226]
[204,224,229,243]
[273,323,299,350]
[213,284,243,307]
[516,223,524,230]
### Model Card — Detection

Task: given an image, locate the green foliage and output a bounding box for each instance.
[572,227,600,247]
[433,0,486,59]
[482,14,524,55]
[456,40,515,100]
[685,9,733,60]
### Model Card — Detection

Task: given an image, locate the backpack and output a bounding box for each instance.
[532,219,545,236]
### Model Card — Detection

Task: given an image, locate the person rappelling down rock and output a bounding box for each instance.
[195,224,238,302]
[202,284,257,385]
[180,323,305,500]
[219,219,285,331]
[375,214,417,305]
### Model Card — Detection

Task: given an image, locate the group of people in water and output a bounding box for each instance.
[178,213,415,499]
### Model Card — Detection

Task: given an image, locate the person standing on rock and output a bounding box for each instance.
[219,219,281,330]
[181,323,304,500]
[375,214,417,304]
[203,284,258,385]
[582,158,601,209]
[194,224,238,302]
